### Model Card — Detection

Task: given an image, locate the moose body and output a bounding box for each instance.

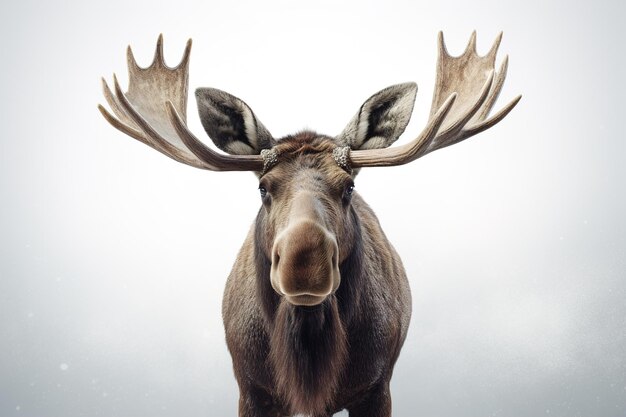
[223,134,411,416]
[99,32,519,417]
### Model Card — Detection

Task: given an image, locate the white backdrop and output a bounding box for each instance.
[1,0,625,416]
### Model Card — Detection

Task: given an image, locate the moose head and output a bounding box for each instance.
[99,32,519,308]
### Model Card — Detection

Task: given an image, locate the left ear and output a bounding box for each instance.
[336,82,417,150]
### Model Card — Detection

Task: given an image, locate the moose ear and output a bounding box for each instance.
[336,82,417,150]
[195,88,275,155]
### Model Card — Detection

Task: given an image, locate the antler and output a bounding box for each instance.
[98,35,265,171]
[349,31,521,168]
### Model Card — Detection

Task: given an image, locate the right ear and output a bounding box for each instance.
[195,88,275,155]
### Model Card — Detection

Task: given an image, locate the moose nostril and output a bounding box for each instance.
[272,243,281,267]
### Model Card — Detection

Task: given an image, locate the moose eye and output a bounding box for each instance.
[259,185,267,198]
[343,183,355,202]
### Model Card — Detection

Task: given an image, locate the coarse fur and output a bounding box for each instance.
[222,133,412,417]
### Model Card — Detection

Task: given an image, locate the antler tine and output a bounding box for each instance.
[465,30,477,54]
[153,34,165,67]
[101,76,133,126]
[475,55,508,121]
[462,94,522,139]
[127,45,142,76]
[437,31,449,59]
[99,36,265,172]
[349,32,521,169]
[486,31,503,62]
[178,38,192,70]
[98,99,144,143]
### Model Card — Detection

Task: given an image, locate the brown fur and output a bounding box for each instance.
[222,132,411,417]
[269,297,348,415]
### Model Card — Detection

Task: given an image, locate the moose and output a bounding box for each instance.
[99,32,520,417]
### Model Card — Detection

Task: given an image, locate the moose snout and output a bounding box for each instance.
[270,220,340,306]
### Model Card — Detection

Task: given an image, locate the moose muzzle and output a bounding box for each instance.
[270,193,340,306]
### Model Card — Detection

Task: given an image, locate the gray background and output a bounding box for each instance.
[1,0,624,416]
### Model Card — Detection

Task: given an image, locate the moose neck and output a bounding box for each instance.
[269,295,347,414]
[253,204,364,414]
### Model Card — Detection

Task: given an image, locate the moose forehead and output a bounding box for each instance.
[260,133,352,190]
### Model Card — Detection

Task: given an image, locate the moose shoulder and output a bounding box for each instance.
[99,32,520,417]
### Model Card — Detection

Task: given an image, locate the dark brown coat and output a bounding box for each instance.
[222,134,411,417]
